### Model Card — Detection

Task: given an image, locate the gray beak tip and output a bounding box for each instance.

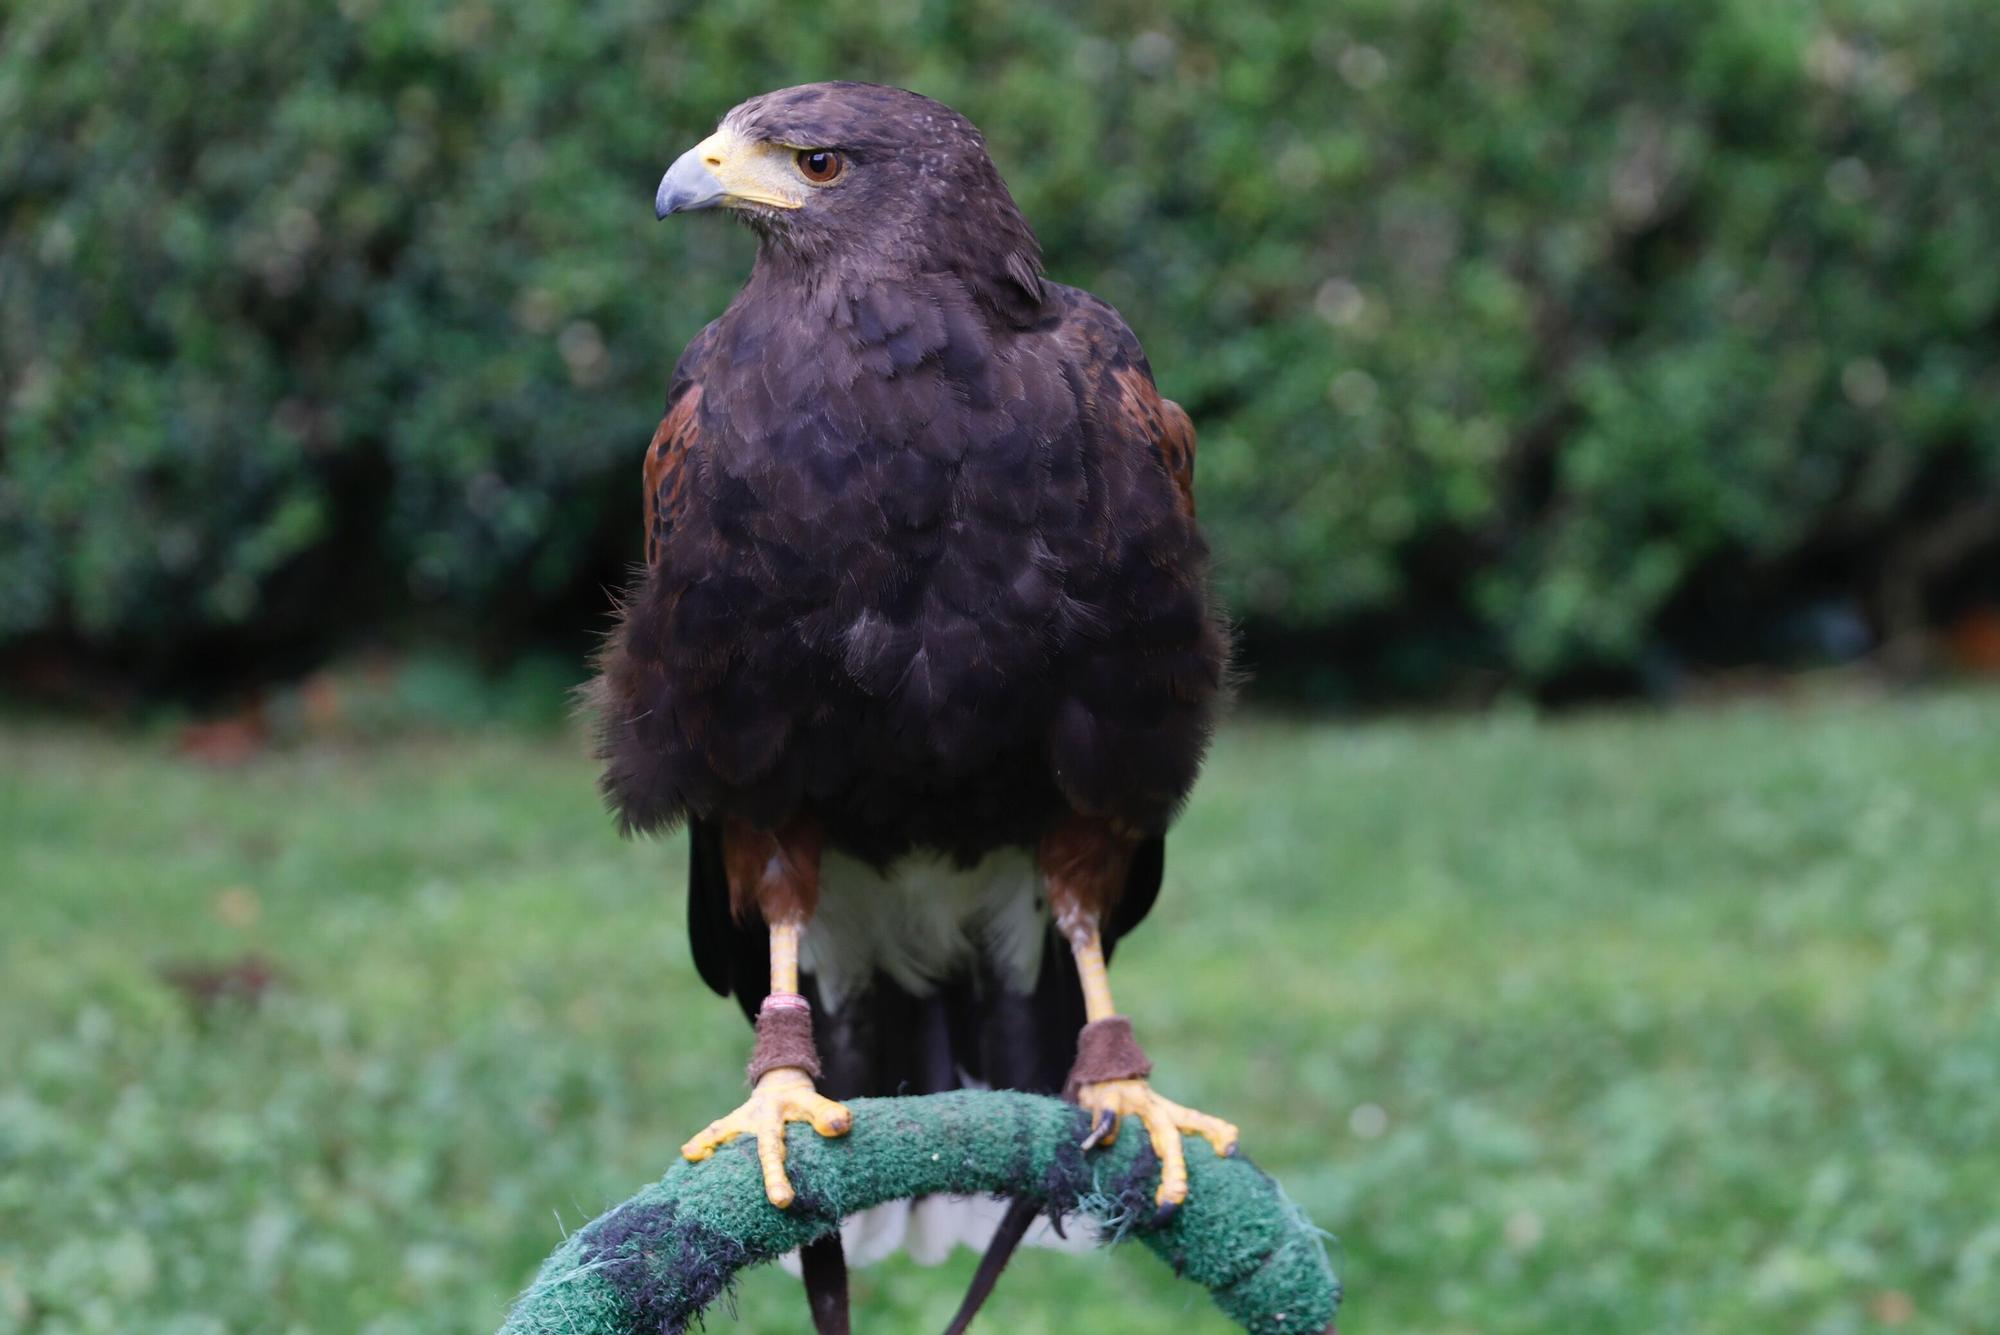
[655,149,727,219]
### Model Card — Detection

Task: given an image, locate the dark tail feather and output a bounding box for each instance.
[800,1231,850,1335]
[942,1194,1040,1335]
[801,837,1169,1325]
[934,940,1088,1332]
[940,837,1168,1327]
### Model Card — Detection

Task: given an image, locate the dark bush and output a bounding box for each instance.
[4,0,1997,694]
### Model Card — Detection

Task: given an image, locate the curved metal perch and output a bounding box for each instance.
[499,1089,1339,1334]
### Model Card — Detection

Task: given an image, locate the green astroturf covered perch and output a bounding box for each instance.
[499,1090,1339,1333]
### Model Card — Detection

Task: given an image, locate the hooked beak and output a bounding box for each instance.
[655,147,728,218]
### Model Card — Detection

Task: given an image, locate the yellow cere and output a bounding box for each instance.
[694,125,806,211]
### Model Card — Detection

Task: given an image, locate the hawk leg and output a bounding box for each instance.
[680,821,852,1209]
[1043,819,1239,1216]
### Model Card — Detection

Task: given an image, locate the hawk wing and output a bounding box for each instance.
[1049,289,1217,950]
[623,324,761,1007]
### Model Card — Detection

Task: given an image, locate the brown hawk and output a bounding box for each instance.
[589,82,1234,1330]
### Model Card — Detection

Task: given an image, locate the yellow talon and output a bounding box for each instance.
[1075,1076,1238,1209]
[680,1065,852,1208]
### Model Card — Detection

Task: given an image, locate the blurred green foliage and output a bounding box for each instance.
[6,694,1999,1329]
[3,0,1998,687]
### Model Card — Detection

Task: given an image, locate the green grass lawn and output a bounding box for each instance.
[4,690,1998,1333]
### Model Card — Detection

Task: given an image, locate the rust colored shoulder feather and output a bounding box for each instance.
[644,385,702,567]
[1056,288,1198,518]
[642,321,720,567]
[1110,365,1197,518]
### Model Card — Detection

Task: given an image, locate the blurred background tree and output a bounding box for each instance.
[4,0,1997,702]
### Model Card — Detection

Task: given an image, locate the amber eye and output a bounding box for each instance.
[796,149,843,183]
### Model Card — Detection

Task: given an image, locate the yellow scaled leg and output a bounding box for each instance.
[1062,906,1239,1211]
[680,1065,850,1209]
[679,913,850,1208]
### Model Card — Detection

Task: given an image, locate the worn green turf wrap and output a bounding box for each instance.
[498,1090,1339,1334]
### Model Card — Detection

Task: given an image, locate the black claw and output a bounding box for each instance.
[1151,1200,1180,1228]
[1079,1109,1115,1151]
[1224,1142,1240,1158]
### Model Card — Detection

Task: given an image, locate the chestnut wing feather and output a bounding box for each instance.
[1110,365,1197,517]
[643,384,703,568]
[1058,291,1199,520]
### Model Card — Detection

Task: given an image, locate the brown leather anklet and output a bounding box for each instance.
[1063,1015,1152,1099]
[747,991,823,1083]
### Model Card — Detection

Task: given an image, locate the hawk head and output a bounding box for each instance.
[655,82,1045,319]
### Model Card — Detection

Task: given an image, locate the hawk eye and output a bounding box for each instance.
[796,149,843,183]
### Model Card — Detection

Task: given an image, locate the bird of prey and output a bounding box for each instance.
[589,82,1234,1328]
